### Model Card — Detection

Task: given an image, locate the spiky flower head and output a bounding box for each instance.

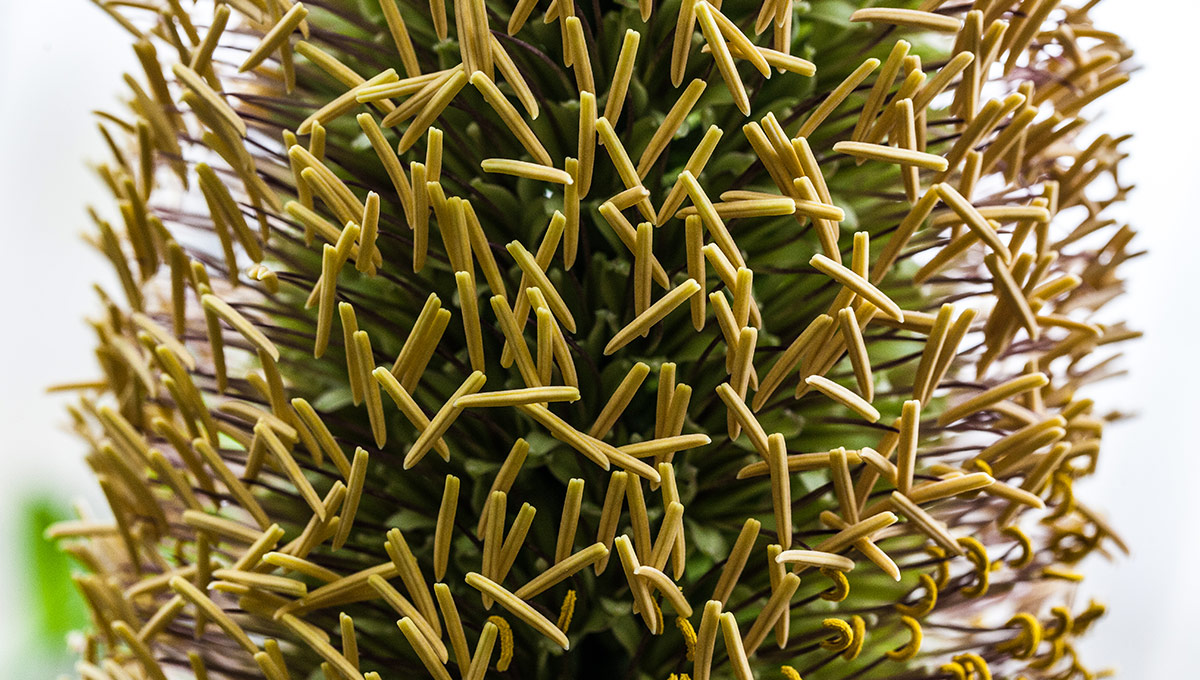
[53,0,1136,678]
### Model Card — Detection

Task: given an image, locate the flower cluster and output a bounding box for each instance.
[52,0,1136,678]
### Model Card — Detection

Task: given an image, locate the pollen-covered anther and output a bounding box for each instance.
[895,572,939,618]
[959,537,992,598]
[818,567,850,602]
[818,617,854,655]
[996,613,1043,659]
[885,615,922,662]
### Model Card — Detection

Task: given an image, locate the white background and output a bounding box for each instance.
[0,1,1193,676]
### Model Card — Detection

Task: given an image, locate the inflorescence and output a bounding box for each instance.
[52,0,1137,678]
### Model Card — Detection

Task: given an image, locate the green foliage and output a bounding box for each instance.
[20,496,88,650]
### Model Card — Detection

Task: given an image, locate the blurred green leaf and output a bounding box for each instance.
[21,496,88,650]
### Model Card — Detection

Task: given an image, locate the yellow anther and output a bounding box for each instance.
[842,615,865,661]
[819,567,850,602]
[556,589,577,634]
[972,459,993,475]
[953,653,991,680]
[1044,473,1075,521]
[925,545,951,589]
[676,616,697,661]
[939,661,967,680]
[488,615,514,671]
[1072,600,1106,635]
[780,666,802,680]
[651,597,664,634]
[1001,526,1034,568]
[1041,565,1084,582]
[895,572,938,618]
[886,615,922,661]
[1064,643,1099,680]
[958,536,990,598]
[1030,636,1065,669]
[996,613,1042,659]
[819,618,854,653]
[957,536,988,562]
[1050,525,1100,563]
[1045,606,1073,641]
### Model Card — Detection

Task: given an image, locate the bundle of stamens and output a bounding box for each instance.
[56,0,1139,678]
